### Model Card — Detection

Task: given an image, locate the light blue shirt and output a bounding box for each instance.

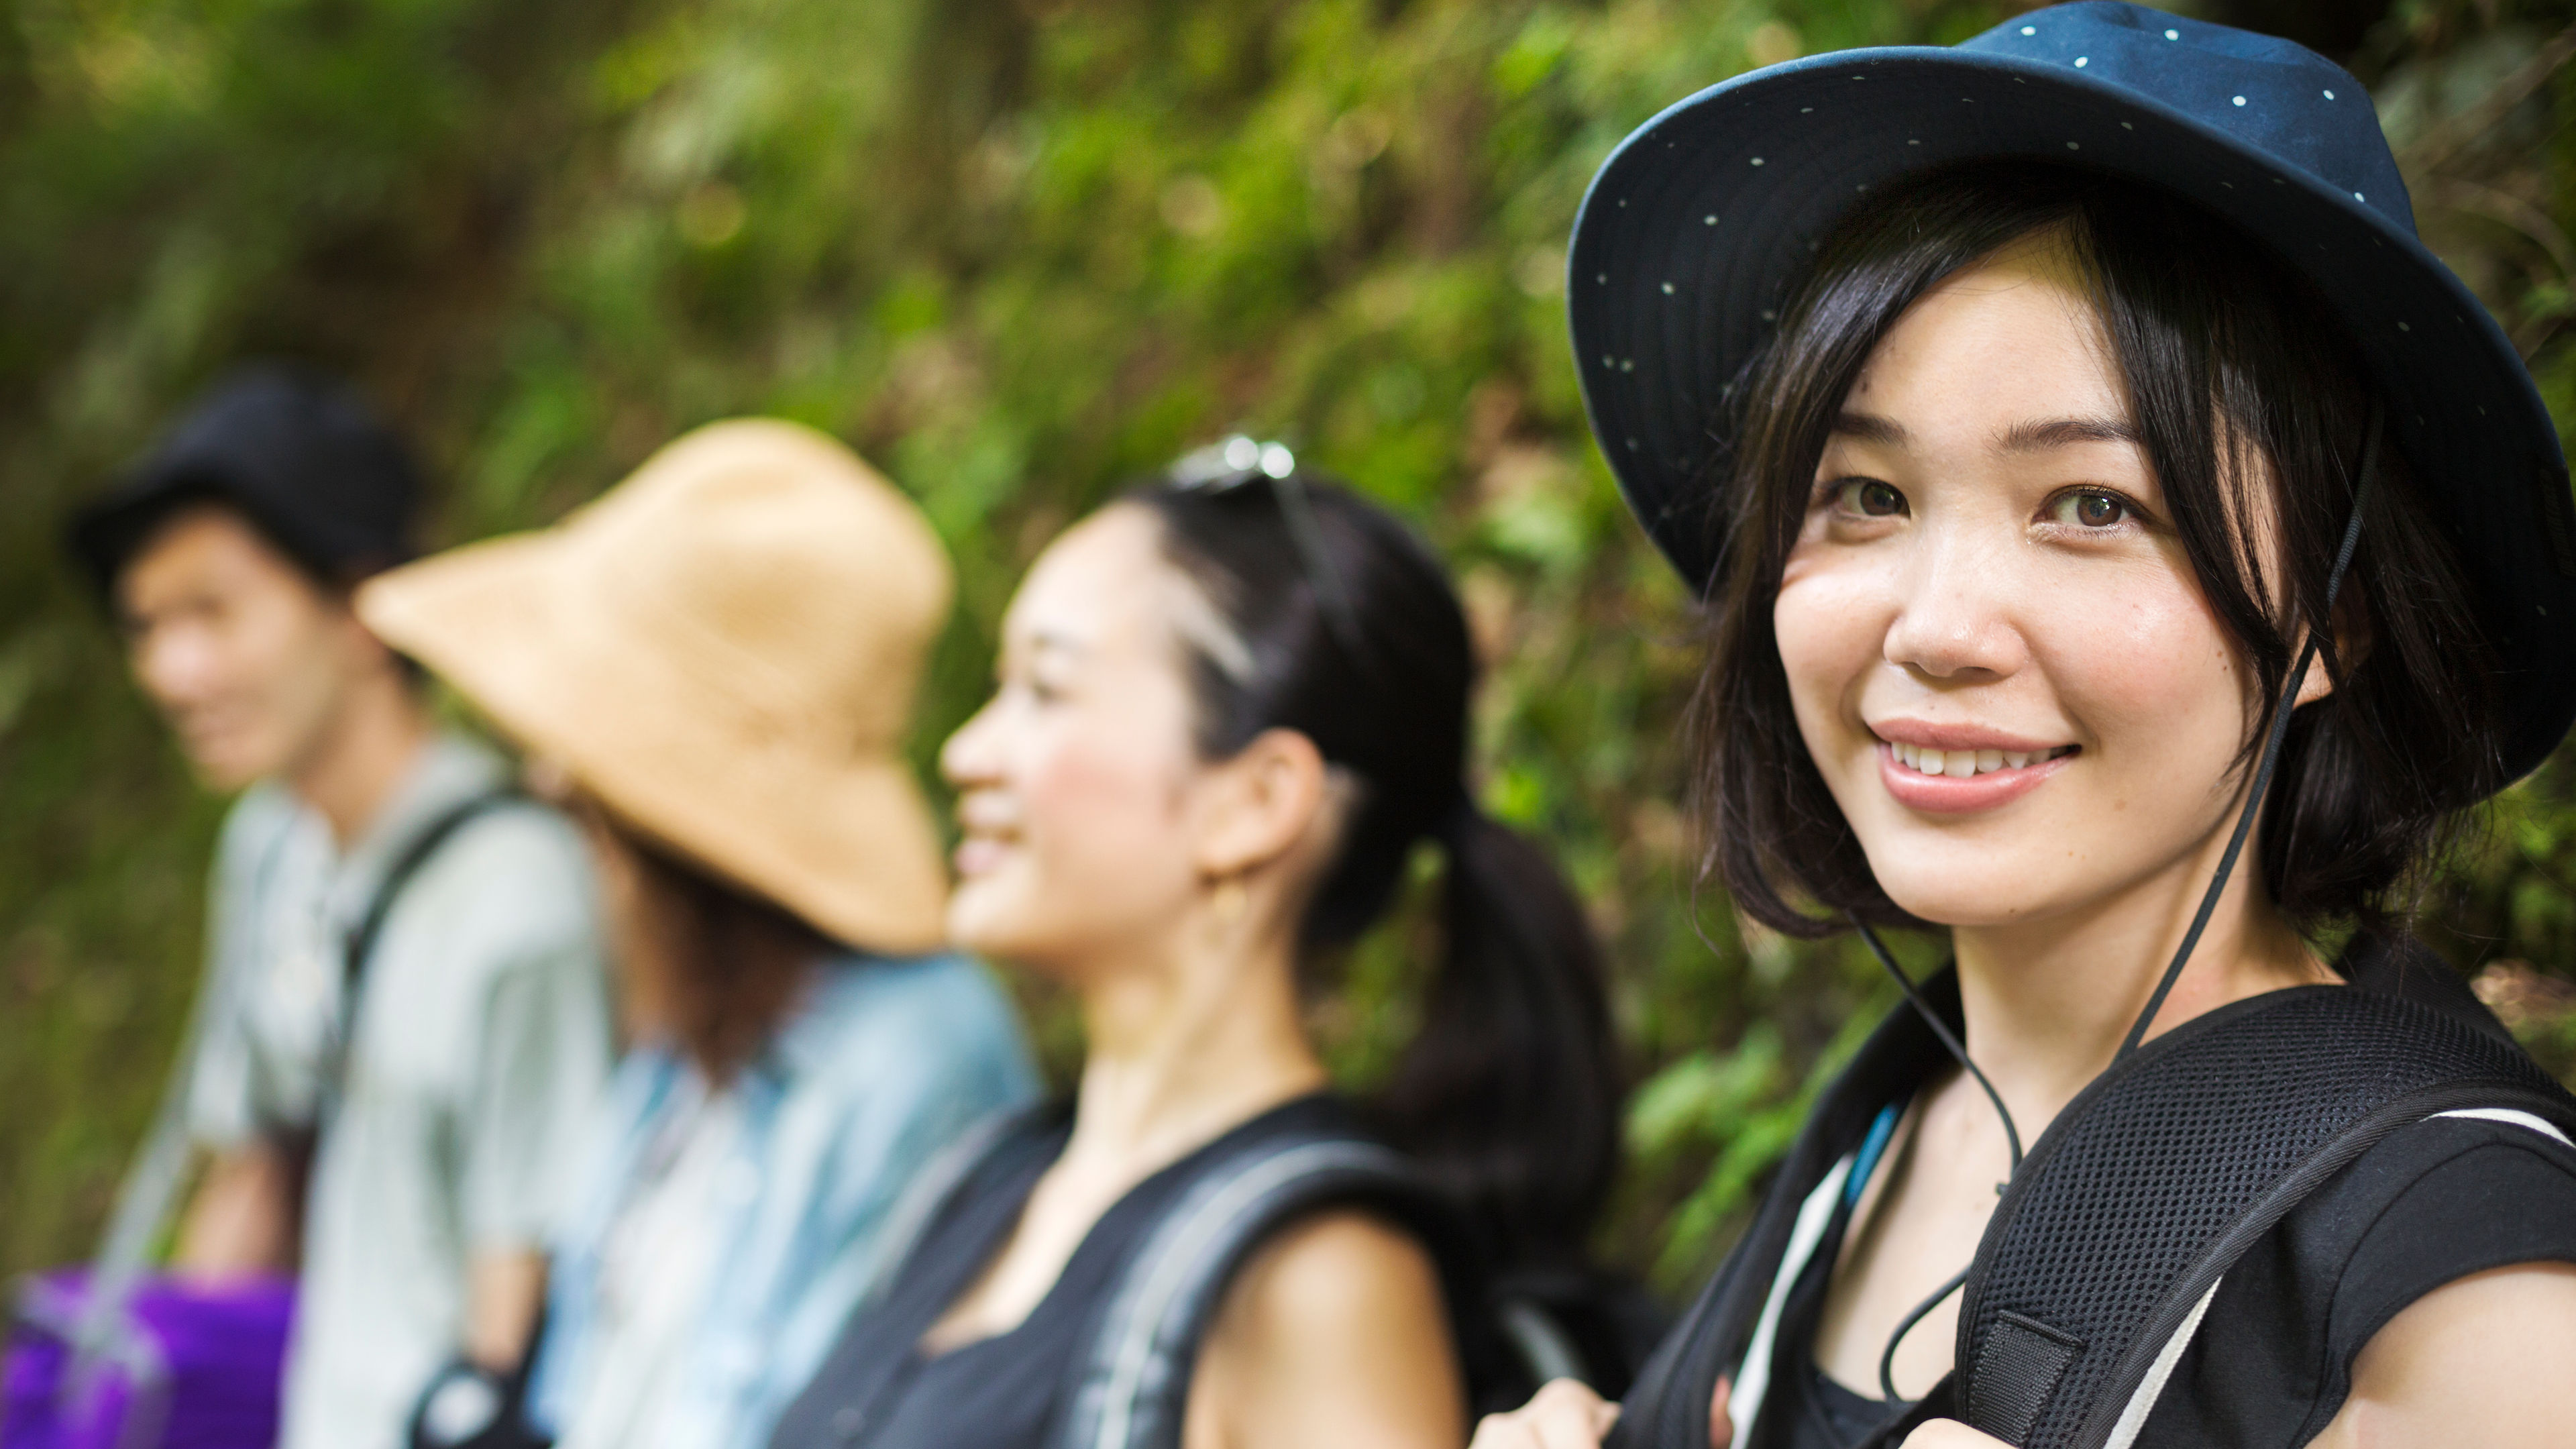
[529,951,1037,1449]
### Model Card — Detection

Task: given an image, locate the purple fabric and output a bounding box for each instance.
[3,1273,293,1449]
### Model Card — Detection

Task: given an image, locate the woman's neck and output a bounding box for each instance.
[1948,824,2333,1132]
[1061,920,1328,1179]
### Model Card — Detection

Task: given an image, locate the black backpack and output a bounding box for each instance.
[1610,938,2576,1449]
[800,1104,1656,1449]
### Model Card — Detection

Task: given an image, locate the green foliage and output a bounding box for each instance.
[7,0,2576,1297]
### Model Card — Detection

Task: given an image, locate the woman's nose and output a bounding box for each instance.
[938,698,1002,786]
[1880,527,2028,682]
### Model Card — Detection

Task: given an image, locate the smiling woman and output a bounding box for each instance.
[1474,6,2576,1448]
[1717,170,2496,943]
[769,458,1630,1449]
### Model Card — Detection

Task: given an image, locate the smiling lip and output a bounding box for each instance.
[952,833,1011,877]
[1870,722,2079,816]
[1870,719,2068,754]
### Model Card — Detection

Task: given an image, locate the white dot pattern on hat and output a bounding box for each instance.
[2164,28,2179,40]
[1703,215,1717,225]
[2074,56,2088,67]
[1661,282,1674,294]
[2021,25,2036,35]
[1750,156,1764,166]
[2232,96,2247,106]
[2324,89,2336,99]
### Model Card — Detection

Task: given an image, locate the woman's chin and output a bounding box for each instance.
[944,883,1022,958]
[1864,855,2078,931]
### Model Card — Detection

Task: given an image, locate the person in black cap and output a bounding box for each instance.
[1478,5,2575,1448]
[68,364,612,1449]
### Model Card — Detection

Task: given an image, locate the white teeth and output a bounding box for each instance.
[1888,741,2072,777]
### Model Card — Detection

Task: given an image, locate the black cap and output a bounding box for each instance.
[66,363,423,600]
[1568,1,2576,782]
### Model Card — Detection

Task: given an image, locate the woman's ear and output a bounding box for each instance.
[1192,727,1331,879]
[2295,593,2374,708]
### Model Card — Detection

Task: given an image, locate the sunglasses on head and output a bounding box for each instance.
[1166,436,1368,663]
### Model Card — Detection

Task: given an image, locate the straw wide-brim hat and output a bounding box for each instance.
[358,419,954,954]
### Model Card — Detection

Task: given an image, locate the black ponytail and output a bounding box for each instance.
[1130,473,1621,1273]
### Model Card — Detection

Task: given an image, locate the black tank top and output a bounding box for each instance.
[767,1093,1383,1449]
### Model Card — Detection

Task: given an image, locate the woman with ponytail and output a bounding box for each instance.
[768,443,1623,1449]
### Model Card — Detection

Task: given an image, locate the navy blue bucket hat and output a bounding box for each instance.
[1568,0,2576,782]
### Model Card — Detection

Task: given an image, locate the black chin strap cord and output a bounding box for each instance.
[1854,918,2016,1401]
[2114,405,2381,1064]
[1854,922,2025,1172]
[1837,405,2383,1400]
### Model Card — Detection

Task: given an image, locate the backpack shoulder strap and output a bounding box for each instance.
[341,791,523,991]
[859,1102,1053,1311]
[1611,973,1961,1449]
[1954,981,2576,1449]
[1051,1130,1460,1449]
[320,790,522,1113]
[767,1105,1071,1449]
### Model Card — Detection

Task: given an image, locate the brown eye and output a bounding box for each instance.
[2056,490,2129,528]
[1837,479,1905,517]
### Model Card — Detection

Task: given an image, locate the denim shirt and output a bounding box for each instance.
[528,951,1038,1449]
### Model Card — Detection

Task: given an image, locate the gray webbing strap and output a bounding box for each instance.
[1054,1139,1419,1449]
[851,1107,1032,1313]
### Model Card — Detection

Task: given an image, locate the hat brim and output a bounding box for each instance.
[1569,48,2576,781]
[357,529,951,955]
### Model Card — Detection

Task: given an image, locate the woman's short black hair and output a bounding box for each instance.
[1692,160,2507,938]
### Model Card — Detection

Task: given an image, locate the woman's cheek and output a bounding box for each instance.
[2031,575,2245,791]
[1010,727,1200,942]
[1774,561,1887,777]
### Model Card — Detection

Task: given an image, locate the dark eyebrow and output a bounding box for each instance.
[1997,416,2140,451]
[1830,411,1910,445]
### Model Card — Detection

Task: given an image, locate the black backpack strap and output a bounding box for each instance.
[342,792,522,993]
[1050,1132,1476,1449]
[855,1104,1051,1312]
[321,790,521,1110]
[1953,981,2576,1449]
[1611,970,1962,1449]
[765,1105,1073,1449]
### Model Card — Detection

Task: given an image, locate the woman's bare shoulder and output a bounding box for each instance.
[1189,1208,1463,1449]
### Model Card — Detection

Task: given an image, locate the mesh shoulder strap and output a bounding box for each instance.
[1051,1133,1452,1449]
[1954,985,2576,1449]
